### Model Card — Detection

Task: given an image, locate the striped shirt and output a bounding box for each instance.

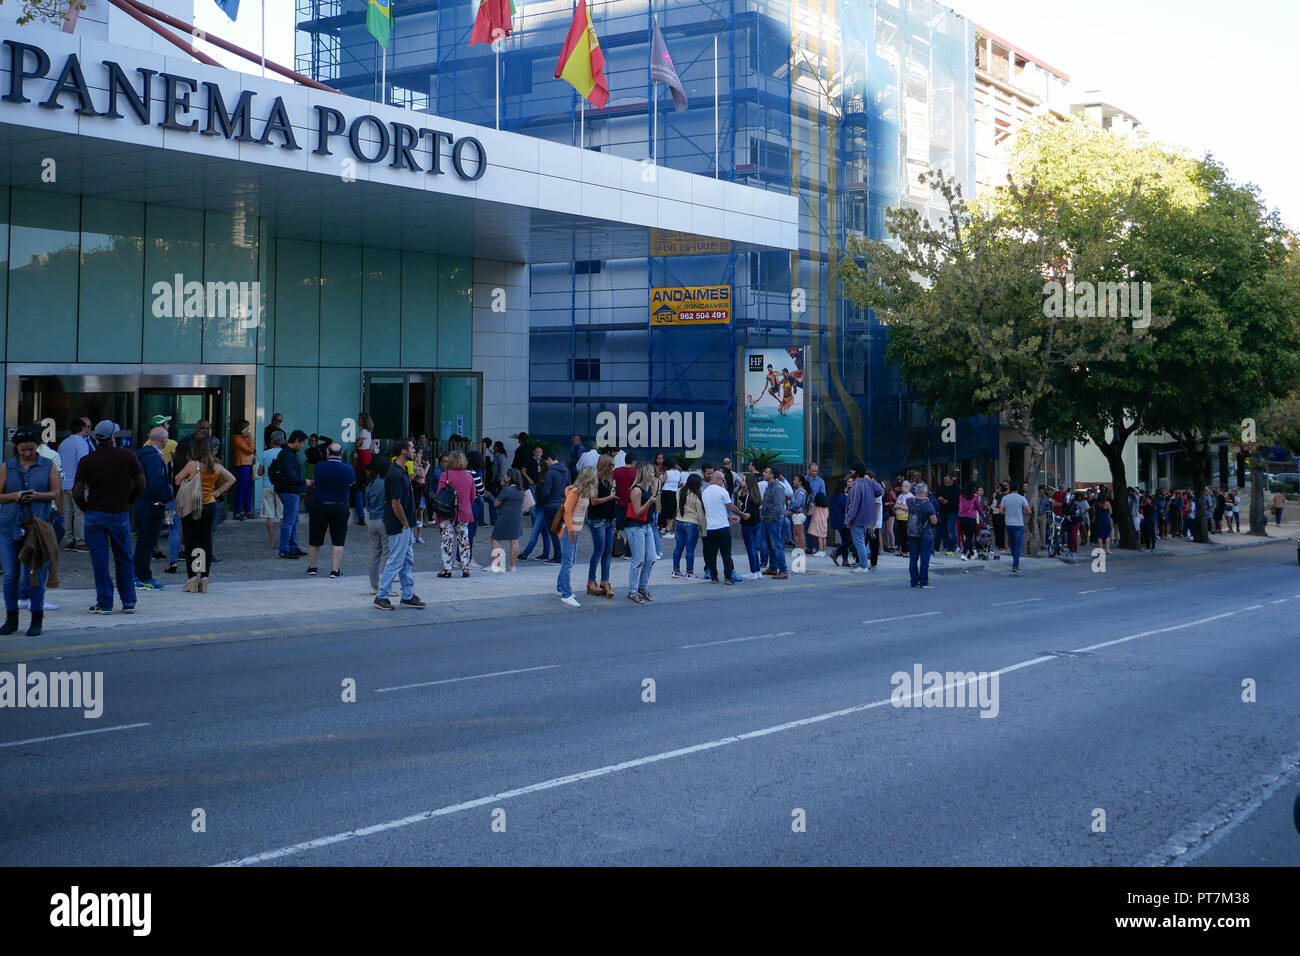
[563,487,590,534]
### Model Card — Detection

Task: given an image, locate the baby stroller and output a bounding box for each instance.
[974,504,999,561]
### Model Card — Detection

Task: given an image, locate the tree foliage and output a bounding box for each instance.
[1,1,85,27]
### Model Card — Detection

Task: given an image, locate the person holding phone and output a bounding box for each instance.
[1,428,62,635]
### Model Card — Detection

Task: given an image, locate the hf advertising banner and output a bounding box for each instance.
[743,346,806,463]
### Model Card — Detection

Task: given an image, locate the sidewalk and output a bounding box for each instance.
[11,513,1295,636]
[5,513,985,635]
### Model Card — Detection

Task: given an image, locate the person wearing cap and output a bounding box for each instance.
[132,425,173,591]
[71,421,145,614]
[0,427,62,636]
[58,416,94,552]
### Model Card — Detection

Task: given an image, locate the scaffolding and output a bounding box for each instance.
[296,0,995,474]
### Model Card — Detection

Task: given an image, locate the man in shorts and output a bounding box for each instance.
[258,430,285,549]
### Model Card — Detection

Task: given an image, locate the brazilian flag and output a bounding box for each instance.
[367,0,393,49]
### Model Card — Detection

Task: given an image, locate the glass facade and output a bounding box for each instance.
[0,186,476,452]
[298,0,998,474]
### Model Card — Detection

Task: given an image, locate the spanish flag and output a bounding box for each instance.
[554,0,608,109]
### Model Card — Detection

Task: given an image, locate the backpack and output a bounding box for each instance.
[907,501,927,538]
[268,452,287,492]
[432,479,459,520]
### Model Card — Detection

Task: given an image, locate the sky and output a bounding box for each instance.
[947,0,1299,230]
[192,0,1297,230]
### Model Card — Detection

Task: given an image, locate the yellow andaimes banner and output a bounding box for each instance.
[650,286,732,326]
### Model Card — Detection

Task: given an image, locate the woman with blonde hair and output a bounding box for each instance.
[585,454,618,598]
[173,436,235,593]
[625,462,661,603]
[434,449,476,578]
[558,466,597,607]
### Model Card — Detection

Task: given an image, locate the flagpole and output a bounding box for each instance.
[651,8,657,166]
[713,36,719,178]
[495,44,500,130]
[653,84,658,165]
[382,46,387,105]
[580,97,585,149]
[261,0,266,78]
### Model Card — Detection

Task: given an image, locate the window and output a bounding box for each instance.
[572,358,601,381]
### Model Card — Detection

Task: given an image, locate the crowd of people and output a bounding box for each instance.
[1,416,1290,634]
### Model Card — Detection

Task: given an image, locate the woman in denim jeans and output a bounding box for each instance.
[585,455,618,598]
[736,474,764,579]
[671,474,704,578]
[625,463,661,604]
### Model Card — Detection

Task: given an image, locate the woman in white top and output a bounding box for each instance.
[660,458,683,536]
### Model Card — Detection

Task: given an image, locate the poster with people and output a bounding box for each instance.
[743,346,805,462]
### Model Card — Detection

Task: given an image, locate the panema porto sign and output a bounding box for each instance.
[1,38,487,180]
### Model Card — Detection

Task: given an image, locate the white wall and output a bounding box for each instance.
[472,260,529,451]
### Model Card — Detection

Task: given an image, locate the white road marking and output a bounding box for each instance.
[1270,599,1287,605]
[681,631,795,649]
[1073,612,1237,654]
[0,722,151,749]
[1142,747,1300,867]
[1078,587,1116,594]
[219,607,1241,867]
[1241,604,1263,611]
[991,598,1043,607]
[376,665,559,693]
[860,612,943,626]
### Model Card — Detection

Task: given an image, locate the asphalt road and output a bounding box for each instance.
[2,541,1297,866]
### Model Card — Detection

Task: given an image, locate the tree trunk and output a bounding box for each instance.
[1097,440,1139,550]
[1249,460,1269,536]
[1023,443,1044,556]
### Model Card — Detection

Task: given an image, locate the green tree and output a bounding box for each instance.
[836,170,1144,555]
[1,1,85,26]
[993,119,1300,546]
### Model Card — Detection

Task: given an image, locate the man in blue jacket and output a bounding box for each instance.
[132,425,173,590]
[845,461,882,574]
[533,452,570,565]
[273,430,309,559]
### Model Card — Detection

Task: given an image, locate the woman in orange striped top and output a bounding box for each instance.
[557,466,597,607]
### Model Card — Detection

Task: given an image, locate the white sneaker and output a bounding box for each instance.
[43,601,59,610]
[655,553,663,561]
[851,566,868,573]
[664,533,675,539]
[560,595,581,608]
[17,599,29,610]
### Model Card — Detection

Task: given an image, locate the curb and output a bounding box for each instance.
[932,533,1291,574]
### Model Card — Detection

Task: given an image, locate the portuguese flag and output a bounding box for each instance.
[470,0,516,45]
[366,0,393,49]
[554,0,608,108]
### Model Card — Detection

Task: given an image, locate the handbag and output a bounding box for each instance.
[551,506,566,536]
[176,470,202,519]
[612,530,629,557]
[521,488,535,513]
